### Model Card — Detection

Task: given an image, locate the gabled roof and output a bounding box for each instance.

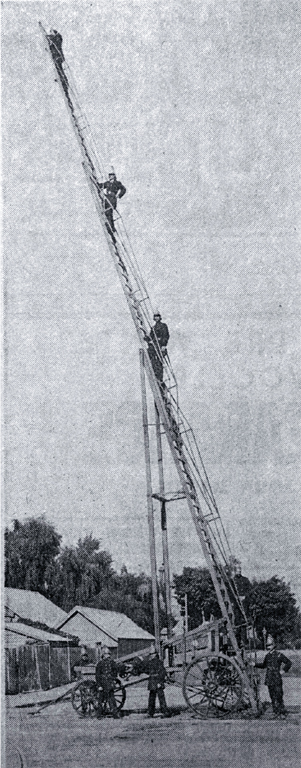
[5,622,70,646]
[5,588,67,629]
[56,606,154,642]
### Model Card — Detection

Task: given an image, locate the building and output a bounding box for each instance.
[5,588,68,628]
[56,606,155,657]
[5,622,71,648]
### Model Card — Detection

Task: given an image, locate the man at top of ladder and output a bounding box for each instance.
[96,167,126,242]
[47,29,69,97]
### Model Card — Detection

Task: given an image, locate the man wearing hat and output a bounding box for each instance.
[254,635,292,718]
[147,312,170,384]
[143,646,170,718]
[95,646,120,718]
[96,168,126,241]
[47,29,70,98]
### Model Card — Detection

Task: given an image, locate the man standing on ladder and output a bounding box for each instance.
[47,29,69,98]
[96,167,126,242]
[147,312,169,384]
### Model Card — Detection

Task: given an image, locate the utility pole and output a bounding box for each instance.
[140,349,160,653]
[154,403,173,644]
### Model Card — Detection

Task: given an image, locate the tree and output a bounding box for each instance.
[173,566,301,647]
[47,534,114,612]
[89,567,165,634]
[248,576,301,647]
[173,567,221,630]
[5,517,61,595]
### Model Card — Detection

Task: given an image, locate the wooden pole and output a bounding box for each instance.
[140,349,160,652]
[155,403,173,645]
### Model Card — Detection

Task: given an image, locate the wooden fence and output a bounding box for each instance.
[5,645,97,695]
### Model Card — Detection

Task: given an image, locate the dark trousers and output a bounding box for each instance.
[148,687,168,716]
[105,208,116,242]
[98,688,117,716]
[148,346,163,382]
[268,679,286,715]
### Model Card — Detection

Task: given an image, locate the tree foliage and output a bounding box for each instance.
[89,567,159,634]
[173,566,301,645]
[5,517,61,594]
[248,576,301,646]
[6,518,300,644]
[47,534,115,612]
[173,567,221,630]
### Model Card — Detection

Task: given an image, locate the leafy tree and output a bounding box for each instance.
[89,567,165,634]
[248,576,301,647]
[173,566,301,646]
[5,517,61,595]
[173,567,221,630]
[47,534,114,612]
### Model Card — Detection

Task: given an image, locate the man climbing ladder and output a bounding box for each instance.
[96,167,126,242]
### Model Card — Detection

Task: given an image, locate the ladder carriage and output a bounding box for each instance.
[39,24,261,718]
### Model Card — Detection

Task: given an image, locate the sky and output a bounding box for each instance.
[3,0,301,603]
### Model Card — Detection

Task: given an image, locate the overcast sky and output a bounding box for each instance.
[3,0,300,603]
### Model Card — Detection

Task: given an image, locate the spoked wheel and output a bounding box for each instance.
[183,653,244,717]
[114,679,126,711]
[71,681,98,717]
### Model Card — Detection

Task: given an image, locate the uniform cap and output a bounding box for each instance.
[108,166,116,177]
[266,635,275,648]
[153,311,161,320]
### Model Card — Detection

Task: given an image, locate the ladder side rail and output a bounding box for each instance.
[41,27,256,710]
[142,356,237,622]
[40,24,101,180]
[142,356,252,650]
[177,406,220,512]
[161,393,221,518]
[47,47,245,626]
[176,408,235,558]
[41,26,180,405]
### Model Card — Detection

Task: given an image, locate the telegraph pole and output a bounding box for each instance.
[155,403,173,643]
[140,349,160,652]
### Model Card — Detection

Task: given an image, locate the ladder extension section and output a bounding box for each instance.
[41,25,257,711]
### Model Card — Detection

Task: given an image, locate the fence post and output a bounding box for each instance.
[34,646,42,690]
[17,646,21,693]
[49,645,51,689]
[6,649,10,694]
[67,643,71,682]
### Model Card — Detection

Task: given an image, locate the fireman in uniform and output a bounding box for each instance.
[254,635,292,718]
[96,167,126,241]
[143,646,170,717]
[47,29,69,98]
[95,646,120,718]
[147,312,169,384]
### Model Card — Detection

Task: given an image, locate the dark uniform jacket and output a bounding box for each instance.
[95,657,118,692]
[97,179,126,211]
[150,321,169,349]
[48,32,64,64]
[256,650,292,686]
[143,654,167,691]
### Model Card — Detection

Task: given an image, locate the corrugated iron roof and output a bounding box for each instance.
[5,588,67,629]
[5,622,70,646]
[57,606,154,641]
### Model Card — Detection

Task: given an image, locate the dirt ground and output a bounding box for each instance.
[5,678,300,768]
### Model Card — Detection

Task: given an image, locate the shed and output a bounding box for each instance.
[5,588,67,628]
[56,607,154,657]
[5,622,72,648]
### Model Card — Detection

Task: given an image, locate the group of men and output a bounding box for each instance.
[79,645,170,719]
